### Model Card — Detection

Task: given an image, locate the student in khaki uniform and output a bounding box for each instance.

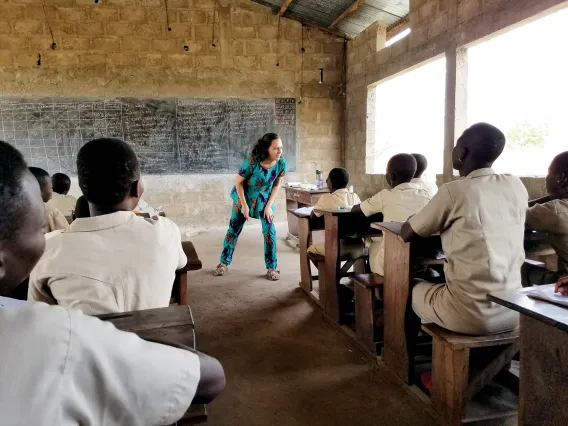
[351,154,432,275]
[523,151,568,286]
[0,140,225,426]
[47,172,77,218]
[29,138,187,315]
[29,167,69,234]
[411,153,438,198]
[402,123,528,335]
[307,168,363,257]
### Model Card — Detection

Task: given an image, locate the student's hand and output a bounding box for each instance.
[241,204,250,221]
[264,204,275,223]
[555,276,568,296]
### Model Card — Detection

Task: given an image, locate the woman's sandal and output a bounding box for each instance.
[213,263,228,276]
[267,268,280,281]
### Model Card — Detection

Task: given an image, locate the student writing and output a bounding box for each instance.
[0,140,225,425]
[28,138,187,315]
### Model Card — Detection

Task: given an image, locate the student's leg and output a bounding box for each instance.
[261,216,277,269]
[219,203,247,266]
[521,262,563,287]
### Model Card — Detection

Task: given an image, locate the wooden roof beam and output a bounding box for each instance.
[279,0,294,16]
[284,14,349,39]
[329,0,365,29]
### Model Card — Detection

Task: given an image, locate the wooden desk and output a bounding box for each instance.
[172,240,202,306]
[285,186,328,238]
[488,287,568,426]
[98,306,207,425]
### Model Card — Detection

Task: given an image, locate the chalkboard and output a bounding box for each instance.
[0,97,297,175]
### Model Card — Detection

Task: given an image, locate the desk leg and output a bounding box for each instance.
[286,198,299,237]
[519,314,568,425]
[298,217,312,294]
[324,214,340,323]
[383,232,411,383]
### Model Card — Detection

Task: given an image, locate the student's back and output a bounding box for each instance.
[29,212,186,314]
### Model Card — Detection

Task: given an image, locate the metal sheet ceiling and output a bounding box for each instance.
[250,0,409,38]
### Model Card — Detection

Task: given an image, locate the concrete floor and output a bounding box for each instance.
[187,221,438,426]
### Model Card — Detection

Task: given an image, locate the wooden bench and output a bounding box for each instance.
[422,323,519,426]
[353,273,384,354]
[171,241,202,306]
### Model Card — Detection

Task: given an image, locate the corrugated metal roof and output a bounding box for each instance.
[250,0,409,38]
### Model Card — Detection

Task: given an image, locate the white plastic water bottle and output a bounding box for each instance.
[316,170,323,190]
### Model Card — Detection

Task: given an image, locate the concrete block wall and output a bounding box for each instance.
[346,0,568,199]
[0,0,345,231]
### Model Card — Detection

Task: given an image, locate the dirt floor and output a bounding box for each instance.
[186,221,438,426]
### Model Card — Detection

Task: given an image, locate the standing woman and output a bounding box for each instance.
[214,133,286,281]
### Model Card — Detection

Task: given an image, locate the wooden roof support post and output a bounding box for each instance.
[329,0,366,29]
[279,0,294,16]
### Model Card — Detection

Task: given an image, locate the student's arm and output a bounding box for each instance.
[28,268,57,305]
[52,208,70,232]
[555,276,568,296]
[353,190,385,217]
[528,194,555,208]
[351,204,362,214]
[401,186,452,243]
[526,202,557,232]
[66,309,225,425]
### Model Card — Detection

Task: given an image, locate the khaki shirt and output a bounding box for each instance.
[47,192,77,218]
[29,211,187,315]
[313,188,361,217]
[360,182,431,275]
[411,177,438,198]
[409,168,528,334]
[0,303,199,425]
[526,199,568,273]
[44,202,69,234]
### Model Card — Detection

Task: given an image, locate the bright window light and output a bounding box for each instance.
[468,7,568,176]
[386,28,411,47]
[372,57,446,177]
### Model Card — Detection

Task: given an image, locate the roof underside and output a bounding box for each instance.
[250,0,409,38]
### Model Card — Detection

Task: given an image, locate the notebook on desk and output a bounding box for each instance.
[526,284,568,308]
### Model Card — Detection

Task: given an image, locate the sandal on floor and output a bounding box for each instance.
[267,268,280,281]
[213,263,228,276]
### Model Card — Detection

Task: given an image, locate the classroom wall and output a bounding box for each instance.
[0,0,345,231]
[346,0,568,200]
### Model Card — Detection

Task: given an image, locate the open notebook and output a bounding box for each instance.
[526,284,568,308]
[0,297,28,308]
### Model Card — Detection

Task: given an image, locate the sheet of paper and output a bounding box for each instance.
[294,207,313,216]
[526,285,568,308]
[0,297,28,308]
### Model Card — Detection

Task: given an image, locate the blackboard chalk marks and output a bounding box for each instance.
[0,97,297,175]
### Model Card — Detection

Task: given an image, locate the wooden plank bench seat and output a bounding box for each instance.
[353,273,384,354]
[422,323,520,425]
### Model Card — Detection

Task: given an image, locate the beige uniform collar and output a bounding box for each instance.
[69,211,136,233]
[465,168,496,179]
[392,182,420,191]
[331,188,349,194]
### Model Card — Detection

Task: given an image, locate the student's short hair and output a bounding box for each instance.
[29,167,50,189]
[328,168,350,189]
[388,153,417,183]
[52,173,71,194]
[77,138,140,208]
[74,195,90,219]
[462,123,506,164]
[411,154,428,177]
[550,151,568,175]
[0,141,30,242]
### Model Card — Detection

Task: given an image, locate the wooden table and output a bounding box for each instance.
[172,240,203,306]
[285,186,328,238]
[98,305,207,425]
[488,286,568,426]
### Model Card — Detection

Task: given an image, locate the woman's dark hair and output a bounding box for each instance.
[252,133,280,162]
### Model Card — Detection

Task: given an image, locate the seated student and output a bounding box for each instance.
[351,153,432,275]
[523,151,568,286]
[401,123,528,335]
[0,140,225,425]
[29,138,187,315]
[411,153,438,198]
[48,172,77,218]
[307,168,362,257]
[29,167,69,234]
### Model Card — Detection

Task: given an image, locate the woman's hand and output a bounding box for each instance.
[263,204,275,223]
[241,204,250,221]
[555,276,568,296]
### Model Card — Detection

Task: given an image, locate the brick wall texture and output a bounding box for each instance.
[0,0,345,231]
[346,0,568,200]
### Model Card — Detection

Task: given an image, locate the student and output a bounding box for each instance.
[351,153,432,275]
[0,140,225,425]
[29,138,187,315]
[523,151,568,286]
[401,123,528,335]
[29,167,69,234]
[307,168,362,257]
[411,153,438,198]
[48,172,77,217]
